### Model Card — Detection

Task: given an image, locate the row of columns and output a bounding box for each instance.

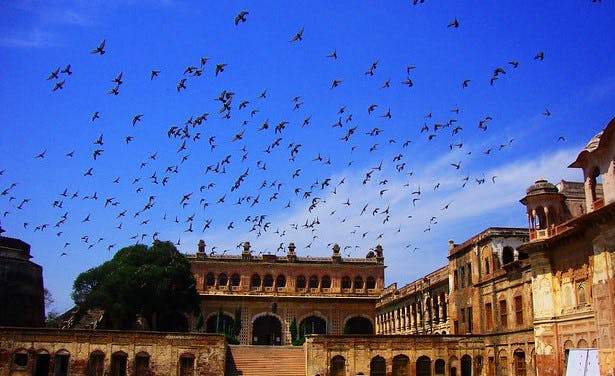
[376,293,448,334]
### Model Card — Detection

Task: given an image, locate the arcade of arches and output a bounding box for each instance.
[307,335,487,376]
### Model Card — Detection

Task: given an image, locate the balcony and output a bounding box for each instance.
[593,198,605,210]
[530,224,573,241]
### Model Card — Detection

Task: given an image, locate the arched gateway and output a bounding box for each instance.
[252,314,282,345]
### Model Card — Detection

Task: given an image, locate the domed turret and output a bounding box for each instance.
[520,179,566,240]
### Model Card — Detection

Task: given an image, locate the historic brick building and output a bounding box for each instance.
[190,240,385,345]
[0,236,44,328]
[517,117,615,376]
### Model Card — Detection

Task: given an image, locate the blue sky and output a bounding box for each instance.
[1,1,614,313]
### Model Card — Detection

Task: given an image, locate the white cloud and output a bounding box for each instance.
[0,29,58,48]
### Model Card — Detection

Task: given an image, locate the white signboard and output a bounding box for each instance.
[565,349,599,376]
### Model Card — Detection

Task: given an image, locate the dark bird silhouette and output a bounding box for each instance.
[60,64,72,75]
[90,39,106,55]
[290,27,304,42]
[462,79,470,88]
[330,79,342,89]
[235,10,249,25]
[46,67,59,80]
[150,70,160,80]
[177,78,187,91]
[447,18,459,28]
[401,77,414,87]
[534,51,544,61]
[132,114,143,126]
[52,80,65,91]
[326,50,337,59]
[215,63,227,76]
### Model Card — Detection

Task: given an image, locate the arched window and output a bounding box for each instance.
[370,356,386,376]
[366,276,376,289]
[434,359,445,375]
[321,275,331,288]
[503,246,515,265]
[577,280,587,305]
[354,276,364,289]
[296,275,306,289]
[344,316,373,334]
[461,355,472,376]
[179,353,195,376]
[230,273,240,287]
[205,272,215,287]
[301,316,327,334]
[485,259,490,274]
[33,350,51,376]
[416,355,431,376]
[393,354,410,376]
[218,273,228,287]
[12,349,28,368]
[88,350,104,376]
[342,276,351,289]
[111,351,127,376]
[251,274,261,288]
[263,274,274,287]
[309,275,319,288]
[54,349,70,376]
[331,355,346,376]
[276,274,286,288]
[206,312,234,336]
[497,350,507,376]
[134,352,150,376]
[513,350,526,376]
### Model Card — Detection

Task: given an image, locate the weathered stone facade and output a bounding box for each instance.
[376,266,450,336]
[0,328,226,376]
[305,334,486,376]
[518,117,615,376]
[189,241,385,345]
[0,236,44,328]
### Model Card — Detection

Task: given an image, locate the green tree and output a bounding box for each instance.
[233,307,242,337]
[290,316,298,344]
[72,241,199,330]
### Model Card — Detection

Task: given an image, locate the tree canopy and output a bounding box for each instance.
[72,240,199,330]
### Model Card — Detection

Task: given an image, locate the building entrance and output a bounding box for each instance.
[252,314,282,345]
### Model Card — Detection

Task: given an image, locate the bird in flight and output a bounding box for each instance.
[46,67,59,80]
[90,39,106,55]
[290,27,304,42]
[215,64,227,76]
[447,18,459,28]
[235,10,249,25]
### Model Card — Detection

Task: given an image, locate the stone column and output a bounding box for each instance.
[403,305,409,332]
[439,295,445,323]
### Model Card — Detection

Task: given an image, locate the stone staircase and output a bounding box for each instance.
[225,345,305,376]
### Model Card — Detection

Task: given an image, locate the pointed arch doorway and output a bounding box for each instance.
[252,314,282,345]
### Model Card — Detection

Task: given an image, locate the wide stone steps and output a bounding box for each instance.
[226,345,305,376]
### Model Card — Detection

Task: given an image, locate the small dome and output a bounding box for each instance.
[582,130,604,154]
[525,179,559,196]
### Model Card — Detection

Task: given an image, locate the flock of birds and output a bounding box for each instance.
[1,5,573,261]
